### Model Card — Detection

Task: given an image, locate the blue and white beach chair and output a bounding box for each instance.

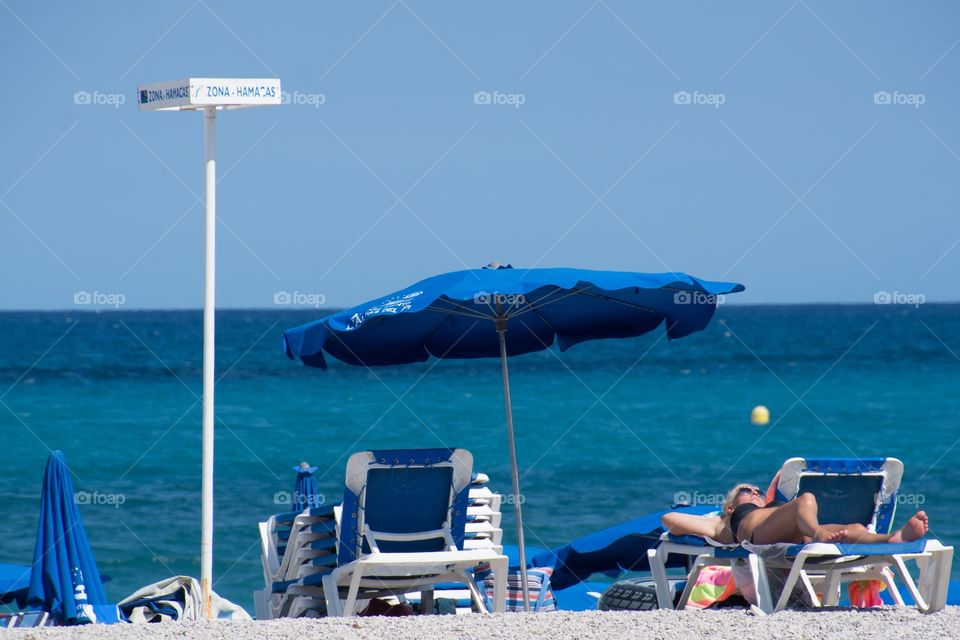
[649,457,953,613]
[751,457,952,613]
[257,449,508,618]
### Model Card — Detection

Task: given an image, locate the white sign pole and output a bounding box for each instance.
[200,105,217,620]
[136,78,281,620]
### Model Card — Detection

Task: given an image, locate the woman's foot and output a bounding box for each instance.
[812,528,847,543]
[889,511,928,543]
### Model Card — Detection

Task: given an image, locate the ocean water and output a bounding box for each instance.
[1,305,958,611]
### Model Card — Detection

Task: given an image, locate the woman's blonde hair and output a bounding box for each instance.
[723,483,761,514]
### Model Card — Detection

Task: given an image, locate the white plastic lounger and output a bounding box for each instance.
[647,532,761,609]
[319,449,507,617]
[3,611,51,628]
[649,457,953,613]
[257,449,508,618]
[748,457,952,613]
[255,468,507,619]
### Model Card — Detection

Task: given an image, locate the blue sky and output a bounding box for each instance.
[2,1,958,309]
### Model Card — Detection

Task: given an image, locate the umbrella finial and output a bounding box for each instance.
[294,462,318,474]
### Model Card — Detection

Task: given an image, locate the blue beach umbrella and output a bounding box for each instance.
[27,451,108,625]
[283,265,744,608]
[293,462,322,511]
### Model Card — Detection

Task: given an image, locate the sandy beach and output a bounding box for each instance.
[6,608,960,640]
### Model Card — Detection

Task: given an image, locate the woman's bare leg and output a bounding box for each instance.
[743,494,840,544]
[747,508,929,545]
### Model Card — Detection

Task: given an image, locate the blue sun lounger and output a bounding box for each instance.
[649,457,953,612]
[256,449,508,618]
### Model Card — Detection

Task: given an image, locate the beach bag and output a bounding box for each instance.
[482,567,556,612]
[119,576,250,622]
[684,565,738,609]
[847,579,884,607]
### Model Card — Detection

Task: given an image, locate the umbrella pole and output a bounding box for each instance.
[497,326,531,612]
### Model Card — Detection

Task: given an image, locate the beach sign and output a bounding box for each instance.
[138,75,281,619]
[137,78,281,111]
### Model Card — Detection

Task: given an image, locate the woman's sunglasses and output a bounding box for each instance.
[737,487,762,497]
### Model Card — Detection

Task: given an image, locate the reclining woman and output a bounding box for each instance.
[662,483,929,545]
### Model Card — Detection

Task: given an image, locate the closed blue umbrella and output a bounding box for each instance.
[283,265,743,608]
[27,451,108,624]
[293,462,322,511]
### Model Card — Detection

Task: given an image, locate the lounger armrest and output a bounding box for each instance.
[363,526,458,553]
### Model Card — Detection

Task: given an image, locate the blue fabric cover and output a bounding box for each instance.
[800,458,889,473]
[531,506,714,590]
[26,452,112,625]
[0,563,31,607]
[553,581,609,611]
[797,475,884,528]
[282,267,744,368]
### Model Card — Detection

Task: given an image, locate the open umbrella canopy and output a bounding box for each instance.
[283,266,745,367]
[27,451,108,624]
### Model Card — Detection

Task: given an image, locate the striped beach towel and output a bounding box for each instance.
[482,567,556,612]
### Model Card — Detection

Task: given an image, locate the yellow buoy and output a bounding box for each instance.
[751,405,770,426]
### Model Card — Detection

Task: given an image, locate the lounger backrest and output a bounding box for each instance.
[338,448,473,565]
[776,457,903,534]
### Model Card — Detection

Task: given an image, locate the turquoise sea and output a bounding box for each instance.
[1,305,958,611]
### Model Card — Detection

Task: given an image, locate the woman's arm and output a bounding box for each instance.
[661,512,734,544]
